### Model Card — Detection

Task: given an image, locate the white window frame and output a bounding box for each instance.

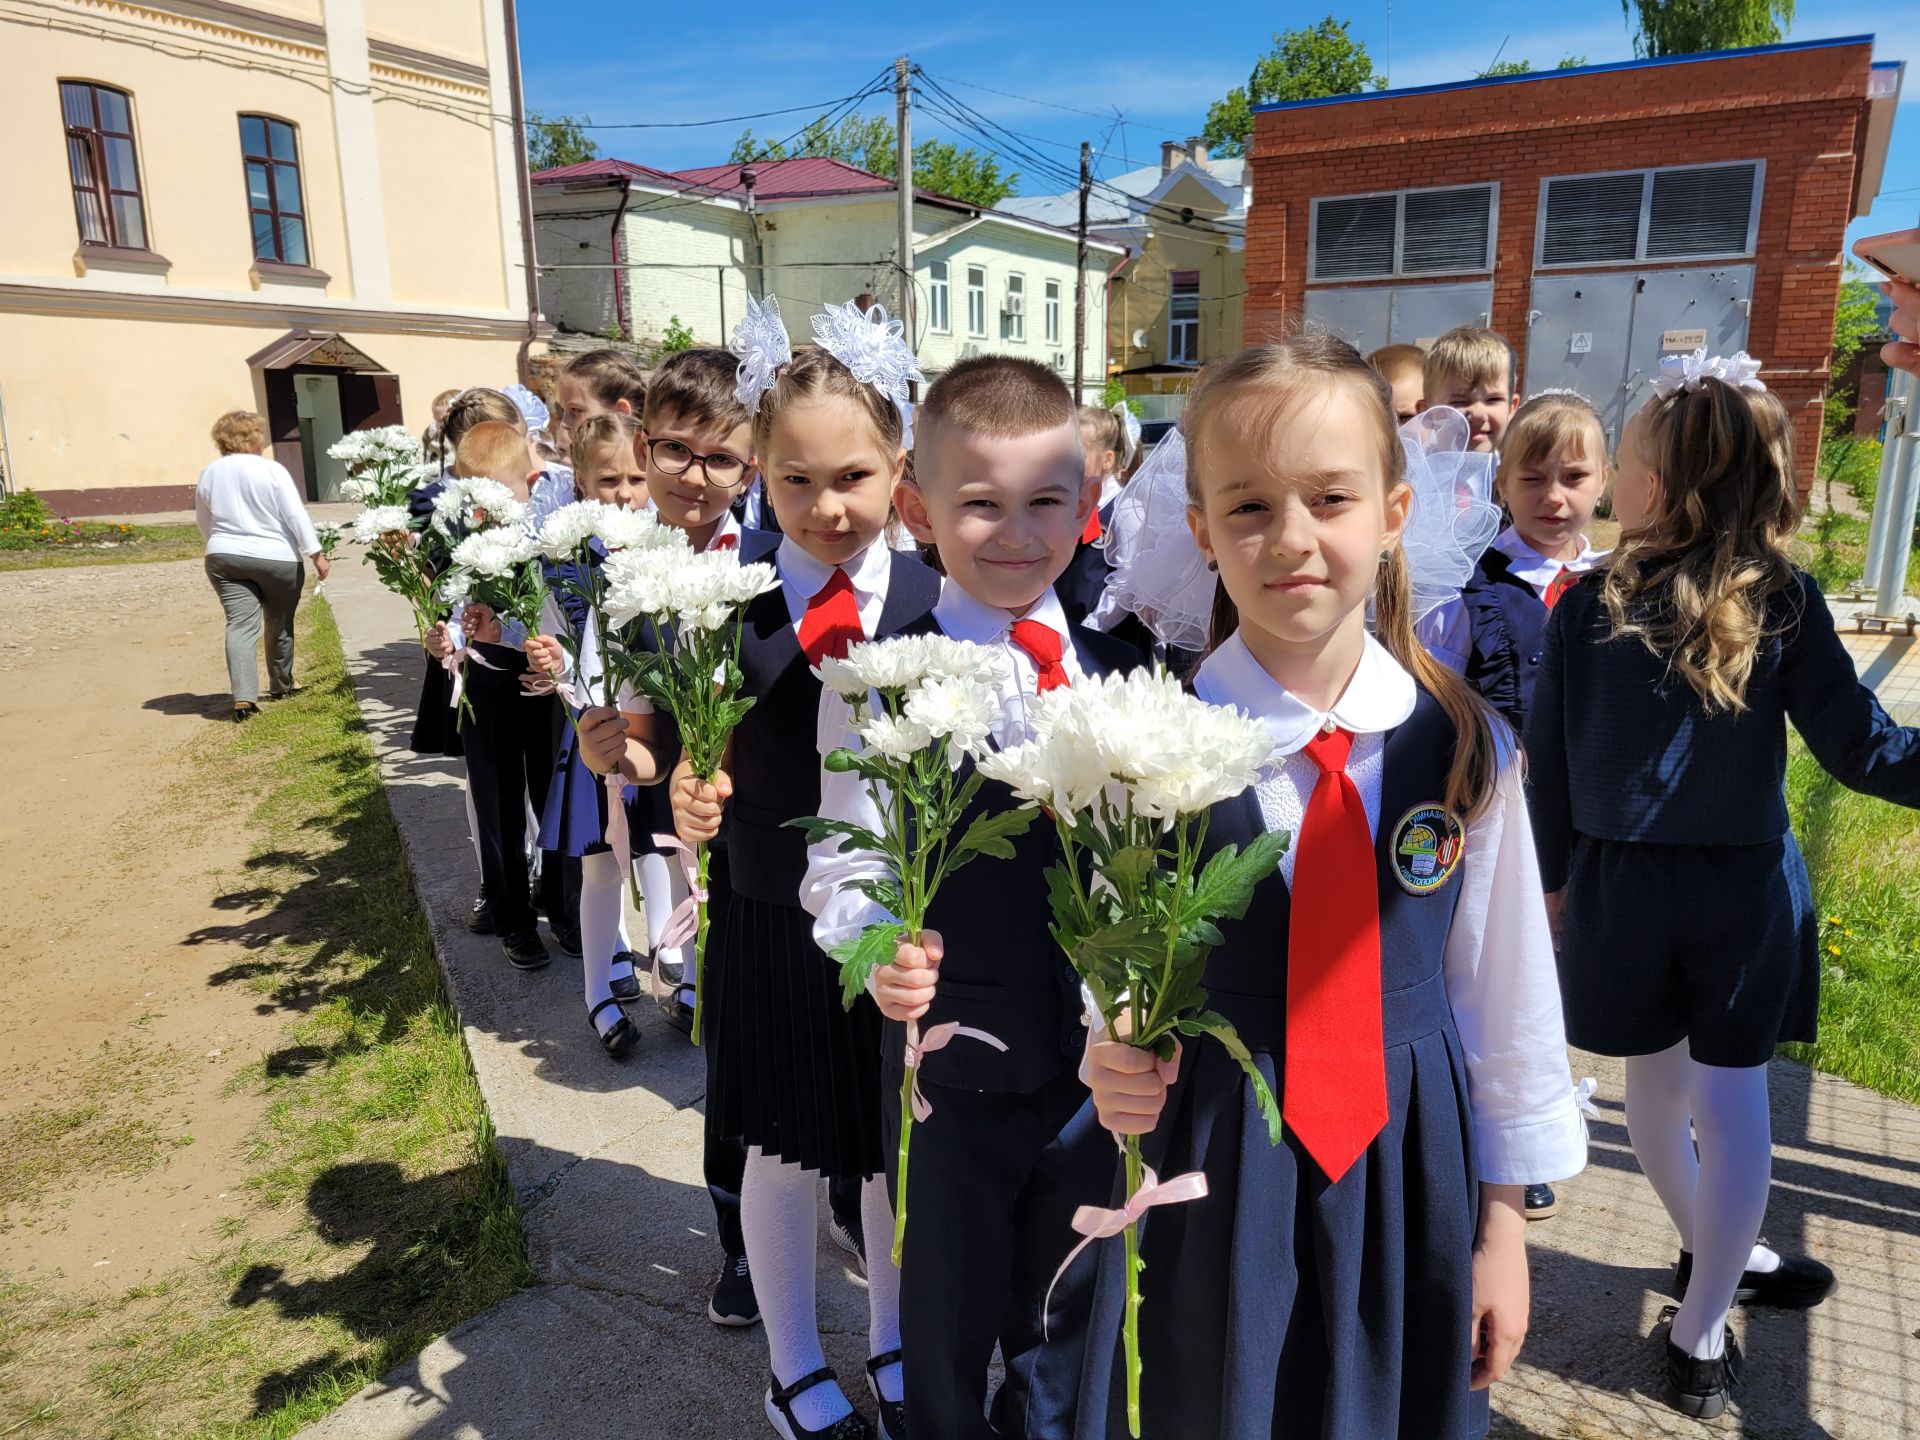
[926,260,950,334]
[1532,159,1765,271]
[1003,271,1026,341]
[1168,272,1200,365]
[1306,181,1501,284]
[966,264,987,338]
[1044,278,1061,344]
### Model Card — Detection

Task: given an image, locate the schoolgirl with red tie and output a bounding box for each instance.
[1081,336,1586,1440]
[672,303,941,1440]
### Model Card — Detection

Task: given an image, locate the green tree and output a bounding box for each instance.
[1202,17,1385,159]
[1479,53,1588,76]
[1622,0,1794,58]
[728,114,1016,209]
[1826,273,1883,436]
[526,111,597,172]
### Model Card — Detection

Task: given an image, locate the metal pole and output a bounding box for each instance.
[1073,140,1090,402]
[0,381,15,496]
[1859,369,1909,595]
[895,57,915,351]
[1875,370,1920,619]
[743,166,764,301]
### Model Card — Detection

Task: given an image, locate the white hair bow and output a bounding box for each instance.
[1113,400,1142,461]
[811,300,925,414]
[729,294,793,414]
[1651,347,1766,398]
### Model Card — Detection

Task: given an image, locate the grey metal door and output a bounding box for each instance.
[1304,288,1392,352]
[1389,282,1493,348]
[1523,272,1639,444]
[1622,266,1755,419]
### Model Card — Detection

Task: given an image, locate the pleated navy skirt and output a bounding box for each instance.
[1076,975,1487,1440]
[706,890,887,1181]
[408,659,463,757]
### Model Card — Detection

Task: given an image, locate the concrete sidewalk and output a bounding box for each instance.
[306,557,1920,1440]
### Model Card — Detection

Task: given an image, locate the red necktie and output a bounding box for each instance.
[797,566,863,665]
[1081,506,1103,545]
[1285,726,1388,1183]
[712,532,739,552]
[1009,619,1071,692]
[1542,568,1575,609]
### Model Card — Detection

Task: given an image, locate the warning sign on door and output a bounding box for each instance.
[1569,332,1593,354]
[1661,329,1708,352]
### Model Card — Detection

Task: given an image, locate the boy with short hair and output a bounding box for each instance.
[1419,325,1520,453]
[1367,342,1427,423]
[803,355,1144,1440]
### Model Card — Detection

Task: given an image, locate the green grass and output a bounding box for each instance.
[1783,736,1920,1103]
[0,599,529,1439]
[1802,508,1920,597]
[0,521,204,571]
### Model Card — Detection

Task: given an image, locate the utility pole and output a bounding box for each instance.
[895,56,915,359]
[1073,140,1090,401]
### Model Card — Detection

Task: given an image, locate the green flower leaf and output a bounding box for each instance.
[950,805,1038,863]
[1185,830,1289,927]
[1177,1010,1283,1146]
[1103,845,1158,895]
[828,921,908,1010]
[785,815,887,856]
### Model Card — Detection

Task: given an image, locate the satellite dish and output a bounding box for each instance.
[1131,329,1149,349]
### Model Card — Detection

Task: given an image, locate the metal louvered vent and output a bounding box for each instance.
[1312,193,1397,279]
[1541,172,1646,265]
[1647,163,1758,259]
[1402,185,1494,274]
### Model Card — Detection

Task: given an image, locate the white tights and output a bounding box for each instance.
[579,851,629,1036]
[742,1148,902,1429]
[636,850,695,992]
[1624,1040,1778,1359]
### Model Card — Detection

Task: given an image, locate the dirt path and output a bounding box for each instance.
[0,560,296,1290]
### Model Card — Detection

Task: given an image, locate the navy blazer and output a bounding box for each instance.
[1461,548,1551,736]
[1525,567,1920,891]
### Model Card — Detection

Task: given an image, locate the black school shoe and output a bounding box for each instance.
[709,1249,760,1327]
[467,892,496,935]
[502,930,550,970]
[1674,1249,1836,1309]
[588,998,638,1058]
[660,983,695,1036]
[765,1367,872,1440]
[866,1351,905,1440]
[608,950,643,1002]
[549,921,583,959]
[1524,1183,1558,1220]
[1660,1306,1744,1420]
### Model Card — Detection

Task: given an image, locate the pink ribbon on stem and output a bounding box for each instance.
[650,832,709,953]
[602,772,634,892]
[1040,1161,1209,1338]
[440,644,504,712]
[902,1018,1008,1123]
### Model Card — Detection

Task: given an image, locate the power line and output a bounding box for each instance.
[539,90,901,132]
[916,70,1120,122]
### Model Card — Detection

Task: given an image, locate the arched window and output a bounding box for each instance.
[60,80,148,249]
[239,115,309,266]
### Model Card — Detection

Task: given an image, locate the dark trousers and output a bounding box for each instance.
[460,659,563,937]
[885,1066,1108,1440]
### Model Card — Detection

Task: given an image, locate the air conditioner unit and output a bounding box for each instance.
[1003,294,1026,317]
[961,342,985,358]
[1051,351,1067,370]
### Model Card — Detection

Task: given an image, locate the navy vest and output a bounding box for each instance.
[1197,690,1466,1061]
[887,615,1146,1093]
[1462,549,1551,737]
[728,550,941,903]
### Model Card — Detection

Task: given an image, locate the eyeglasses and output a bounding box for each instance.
[645,436,751,489]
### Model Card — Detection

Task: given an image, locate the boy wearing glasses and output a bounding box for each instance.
[640,349,770,556]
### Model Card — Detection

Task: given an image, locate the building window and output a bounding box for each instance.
[1169,271,1200,364]
[239,115,309,266]
[1537,161,1762,267]
[1003,272,1026,341]
[927,260,950,333]
[60,80,148,250]
[1044,278,1062,344]
[1309,182,1497,282]
[966,265,987,338]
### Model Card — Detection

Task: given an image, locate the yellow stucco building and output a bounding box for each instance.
[0,0,540,512]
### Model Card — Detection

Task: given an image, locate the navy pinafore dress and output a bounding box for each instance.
[1077,690,1487,1440]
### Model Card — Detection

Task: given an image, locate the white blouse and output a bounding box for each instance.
[1193,632,1587,1186]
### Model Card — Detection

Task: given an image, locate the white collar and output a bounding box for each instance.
[704,508,743,553]
[1193,631,1416,757]
[778,534,891,602]
[1492,527,1608,590]
[933,580,1069,647]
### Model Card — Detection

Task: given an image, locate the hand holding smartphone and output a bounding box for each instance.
[1854,229,1920,377]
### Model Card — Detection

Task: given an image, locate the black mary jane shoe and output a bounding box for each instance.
[588,998,639,1058]
[608,949,643,1002]
[1675,1248,1836,1309]
[659,982,695,1037]
[764,1367,872,1440]
[865,1351,906,1440]
[1659,1306,1742,1420]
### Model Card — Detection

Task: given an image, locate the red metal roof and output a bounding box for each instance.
[531,157,691,188]
[669,156,895,201]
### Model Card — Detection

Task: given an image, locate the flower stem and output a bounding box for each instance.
[894,1041,915,1269]
[1123,1131,1145,1439]
[690,840,711,1046]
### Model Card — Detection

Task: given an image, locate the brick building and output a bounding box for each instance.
[1245,36,1905,485]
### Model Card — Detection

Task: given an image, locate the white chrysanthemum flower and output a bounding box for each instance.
[431,476,527,536]
[439,570,474,605]
[903,674,999,763]
[596,504,676,554]
[451,527,539,578]
[917,635,1008,687]
[350,505,414,544]
[816,635,941,697]
[536,500,606,558]
[856,711,935,762]
[338,477,375,503]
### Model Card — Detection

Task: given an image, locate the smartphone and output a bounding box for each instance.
[1854,229,1920,287]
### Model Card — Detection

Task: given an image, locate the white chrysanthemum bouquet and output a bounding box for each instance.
[330,425,438,508]
[792,634,1039,1265]
[601,542,781,1044]
[977,668,1286,1437]
[535,501,691,712]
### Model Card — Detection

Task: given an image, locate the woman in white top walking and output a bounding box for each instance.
[196,410,329,720]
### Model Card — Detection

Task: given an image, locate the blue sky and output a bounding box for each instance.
[519,0,1917,249]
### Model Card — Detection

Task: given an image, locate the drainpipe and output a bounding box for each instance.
[610,176,633,339]
[501,0,543,354]
[743,166,765,300]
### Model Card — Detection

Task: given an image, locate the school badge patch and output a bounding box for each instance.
[1392,805,1465,895]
